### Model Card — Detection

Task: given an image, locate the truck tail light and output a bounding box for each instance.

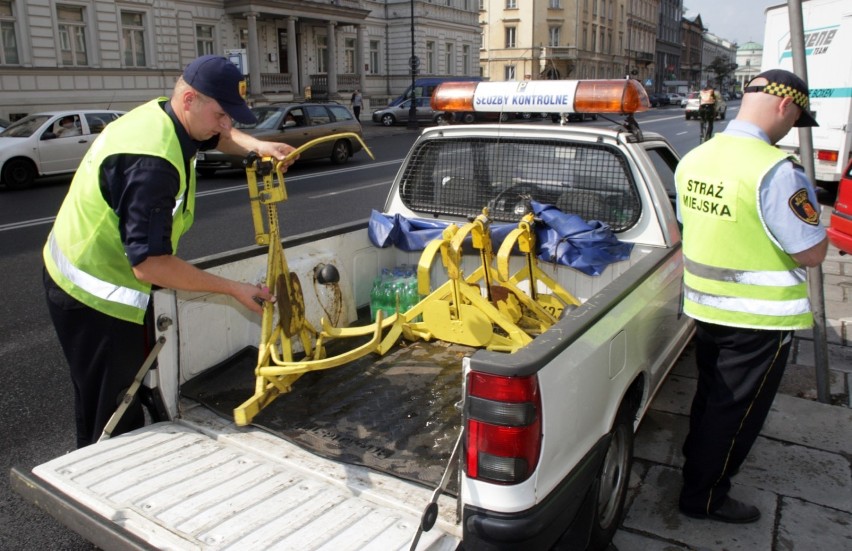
[817,149,839,163]
[465,371,542,484]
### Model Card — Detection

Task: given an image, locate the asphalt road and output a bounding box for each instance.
[0,105,719,550]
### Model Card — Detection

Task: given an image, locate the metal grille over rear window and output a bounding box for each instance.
[398,137,642,232]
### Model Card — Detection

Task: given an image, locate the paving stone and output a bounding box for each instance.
[612,530,694,550]
[623,465,776,551]
[634,410,687,469]
[741,437,852,513]
[794,339,852,372]
[777,362,846,401]
[764,392,852,455]
[776,496,852,550]
[646,374,694,417]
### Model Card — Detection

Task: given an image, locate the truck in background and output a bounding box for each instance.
[761,0,852,187]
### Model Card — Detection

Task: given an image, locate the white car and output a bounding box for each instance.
[0,109,124,190]
[684,91,728,120]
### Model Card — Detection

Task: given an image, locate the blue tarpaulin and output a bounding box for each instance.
[367,201,633,276]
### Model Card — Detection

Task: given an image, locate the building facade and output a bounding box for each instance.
[655,0,682,92]
[0,0,481,120]
[700,31,736,90]
[626,0,660,88]
[733,40,762,92]
[680,14,703,90]
[479,0,631,83]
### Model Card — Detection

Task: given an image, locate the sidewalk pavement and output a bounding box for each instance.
[616,207,852,550]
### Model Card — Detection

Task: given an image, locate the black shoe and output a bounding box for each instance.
[680,497,761,524]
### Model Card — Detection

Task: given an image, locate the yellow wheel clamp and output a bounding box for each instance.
[234,133,377,426]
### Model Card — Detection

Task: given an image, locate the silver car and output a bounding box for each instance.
[372,97,444,126]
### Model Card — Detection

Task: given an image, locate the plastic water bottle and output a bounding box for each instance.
[370,275,383,321]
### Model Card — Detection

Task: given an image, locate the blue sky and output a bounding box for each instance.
[684,0,784,46]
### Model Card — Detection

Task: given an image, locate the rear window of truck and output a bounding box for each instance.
[398,137,642,232]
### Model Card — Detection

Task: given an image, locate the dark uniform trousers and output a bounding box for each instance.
[679,320,792,514]
[44,267,150,448]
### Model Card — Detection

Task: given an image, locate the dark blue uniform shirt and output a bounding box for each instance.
[99,100,219,266]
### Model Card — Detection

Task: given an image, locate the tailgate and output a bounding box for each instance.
[12,407,461,551]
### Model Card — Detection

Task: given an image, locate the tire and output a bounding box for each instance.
[381,114,395,127]
[587,404,634,550]
[685,113,690,120]
[1,158,37,190]
[329,139,351,165]
[461,113,475,124]
[197,168,217,178]
[720,110,726,120]
[499,112,510,122]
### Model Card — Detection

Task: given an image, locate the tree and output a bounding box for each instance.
[705,56,738,90]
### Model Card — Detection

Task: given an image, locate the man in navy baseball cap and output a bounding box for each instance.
[182,54,257,124]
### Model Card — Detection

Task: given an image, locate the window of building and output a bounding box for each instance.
[121,11,146,67]
[445,42,453,74]
[505,27,516,48]
[57,4,88,66]
[0,0,19,65]
[549,26,560,47]
[369,40,380,74]
[196,24,214,56]
[549,0,561,7]
[462,44,470,75]
[426,41,435,74]
[344,37,355,73]
[506,0,517,8]
[504,65,515,80]
[591,25,596,52]
[582,27,587,50]
[317,35,328,73]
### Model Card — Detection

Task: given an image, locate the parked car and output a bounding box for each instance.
[648,93,668,107]
[372,97,444,126]
[666,92,685,105]
[0,118,10,132]
[549,112,599,123]
[0,110,124,190]
[196,102,364,176]
[684,91,728,120]
[680,94,693,108]
[828,158,852,254]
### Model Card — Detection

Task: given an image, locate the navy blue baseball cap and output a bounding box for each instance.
[182,55,256,124]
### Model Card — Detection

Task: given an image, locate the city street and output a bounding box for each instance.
[4,103,850,550]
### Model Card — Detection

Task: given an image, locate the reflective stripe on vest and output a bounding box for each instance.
[684,257,806,287]
[46,231,149,310]
[684,286,811,317]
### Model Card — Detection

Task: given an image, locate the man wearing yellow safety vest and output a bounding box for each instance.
[674,69,827,524]
[43,55,297,448]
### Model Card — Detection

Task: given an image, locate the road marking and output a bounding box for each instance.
[196,158,404,198]
[0,161,404,233]
[309,181,392,199]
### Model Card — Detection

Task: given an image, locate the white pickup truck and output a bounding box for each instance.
[12,79,693,551]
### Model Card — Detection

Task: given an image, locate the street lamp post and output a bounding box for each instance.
[407,0,418,129]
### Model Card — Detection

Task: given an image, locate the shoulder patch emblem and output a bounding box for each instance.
[788,188,820,225]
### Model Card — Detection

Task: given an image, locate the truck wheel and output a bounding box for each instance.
[1,158,37,190]
[587,404,634,550]
[330,139,351,165]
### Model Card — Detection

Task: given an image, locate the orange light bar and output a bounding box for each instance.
[431,79,650,115]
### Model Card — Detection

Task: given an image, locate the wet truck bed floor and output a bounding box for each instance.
[182,336,473,492]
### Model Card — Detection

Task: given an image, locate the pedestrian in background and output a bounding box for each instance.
[351,89,363,122]
[43,55,298,448]
[674,69,827,524]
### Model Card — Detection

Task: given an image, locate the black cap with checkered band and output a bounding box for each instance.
[744,69,818,128]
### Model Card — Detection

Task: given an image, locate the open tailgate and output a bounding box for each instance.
[11,407,461,551]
